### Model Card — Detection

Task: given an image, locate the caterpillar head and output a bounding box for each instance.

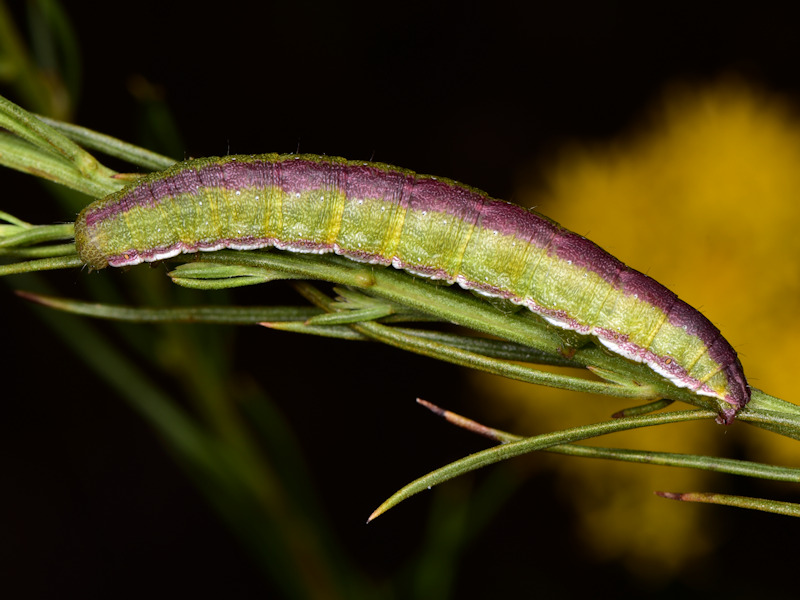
[74,207,109,270]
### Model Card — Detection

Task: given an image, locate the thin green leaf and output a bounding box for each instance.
[36,114,176,170]
[291,281,609,385]
[0,210,33,227]
[0,130,119,196]
[194,250,380,290]
[262,320,370,341]
[612,399,674,418]
[0,222,73,247]
[355,318,653,399]
[0,253,82,275]
[391,328,574,367]
[418,398,800,483]
[551,445,800,482]
[368,409,714,521]
[169,260,311,284]
[737,403,800,441]
[0,241,75,259]
[305,305,395,326]
[0,93,114,178]
[14,290,323,324]
[656,491,800,517]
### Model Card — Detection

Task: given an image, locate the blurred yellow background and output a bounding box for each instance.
[473,78,800,578]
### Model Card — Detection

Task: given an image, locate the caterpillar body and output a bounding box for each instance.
[74,153,749,423]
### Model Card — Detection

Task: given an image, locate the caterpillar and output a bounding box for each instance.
[74,153,749,423]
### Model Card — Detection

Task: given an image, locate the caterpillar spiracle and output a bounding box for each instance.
[74,153,750,423]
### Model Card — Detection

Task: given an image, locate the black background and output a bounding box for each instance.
[3,2,799,598]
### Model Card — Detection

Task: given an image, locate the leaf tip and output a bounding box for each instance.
[655,491,684,501]
[366,505,387,524]
[14,289,49,306]
[416,397,445,417]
